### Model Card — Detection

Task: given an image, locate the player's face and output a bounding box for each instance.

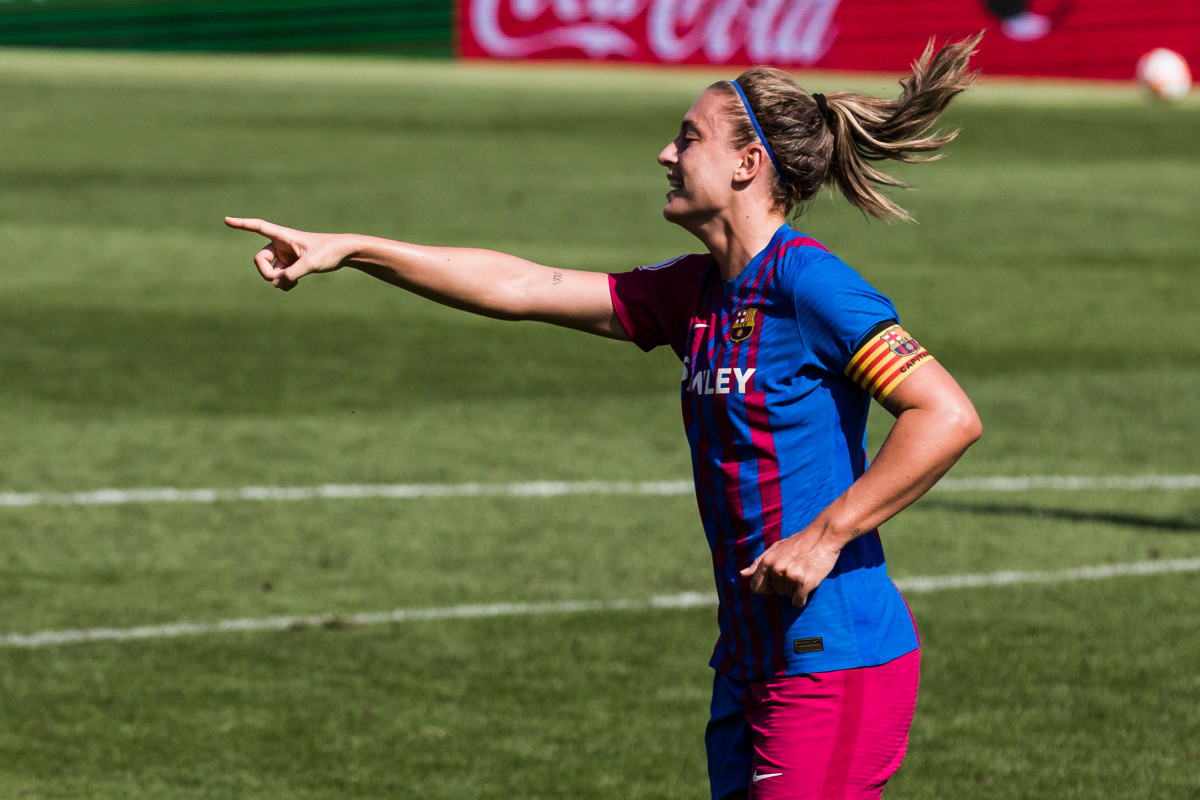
[657,88,744,228]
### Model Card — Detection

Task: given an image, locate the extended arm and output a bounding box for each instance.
[224,217,628,340]
[741,360,982,606]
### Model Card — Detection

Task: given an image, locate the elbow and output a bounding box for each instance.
[465,280,531,321]
[497,274,538,321]
[949,400,983,451]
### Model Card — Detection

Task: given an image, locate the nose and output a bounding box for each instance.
[657,140,677,167]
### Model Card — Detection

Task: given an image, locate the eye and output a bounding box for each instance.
[676,123,699,147]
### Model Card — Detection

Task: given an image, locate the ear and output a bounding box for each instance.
[732,143,768,184]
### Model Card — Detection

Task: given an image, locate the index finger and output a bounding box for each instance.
[224,217,293,241]
[739,554,763,579]
[745,555,773,595]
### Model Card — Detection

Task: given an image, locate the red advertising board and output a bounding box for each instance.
[459,0,1200,81]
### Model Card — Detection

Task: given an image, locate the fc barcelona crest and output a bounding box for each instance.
[881,327,921,356]
[730,307,758,343]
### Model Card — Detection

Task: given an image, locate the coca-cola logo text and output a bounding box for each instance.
[466,0,842,65]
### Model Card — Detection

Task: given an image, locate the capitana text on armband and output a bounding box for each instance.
[898,349,931,373]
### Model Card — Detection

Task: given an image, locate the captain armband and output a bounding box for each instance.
[844,323,935,402]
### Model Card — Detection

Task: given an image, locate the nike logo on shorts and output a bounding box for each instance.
[752,771,784,783]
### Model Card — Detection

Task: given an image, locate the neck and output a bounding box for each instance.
[690,210,788,282]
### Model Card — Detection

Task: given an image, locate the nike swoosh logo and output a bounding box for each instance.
[752,772,784,783]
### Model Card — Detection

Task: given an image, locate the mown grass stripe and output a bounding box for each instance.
[3,559,1198,649]
[1,474,1198,509]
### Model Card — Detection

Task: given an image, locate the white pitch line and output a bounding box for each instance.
[3,558,1198,650]
[1,474,1198,509]
[937,474,1200,492]
[893,556,1200,593]
[0,480,696,508]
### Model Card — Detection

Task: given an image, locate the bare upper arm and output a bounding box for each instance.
[517,265,630,341]
[878,359,982,441]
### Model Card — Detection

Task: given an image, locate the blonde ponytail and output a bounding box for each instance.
[716,32,983,221]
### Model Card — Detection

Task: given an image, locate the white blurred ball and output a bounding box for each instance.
[1136,48,1192,101]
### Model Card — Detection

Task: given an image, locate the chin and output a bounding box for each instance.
[662,200,708,231]
[662,198,691,224]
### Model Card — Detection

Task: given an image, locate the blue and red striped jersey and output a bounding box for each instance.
[609,224,920,679]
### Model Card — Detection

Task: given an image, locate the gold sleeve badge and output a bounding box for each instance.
[845,324,935,401]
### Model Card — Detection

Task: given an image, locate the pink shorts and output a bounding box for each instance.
[705,648,920,800]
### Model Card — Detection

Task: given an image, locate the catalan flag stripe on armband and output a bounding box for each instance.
[845,324,935,401]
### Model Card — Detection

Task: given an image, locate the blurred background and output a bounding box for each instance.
[0,2,1197,799]
[1,0,1197,79]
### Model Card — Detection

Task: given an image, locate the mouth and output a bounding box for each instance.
[666,175,683,196]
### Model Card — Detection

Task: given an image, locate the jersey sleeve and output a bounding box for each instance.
[844,322,935,401]
[608,254,708,359]
[784,249,935,399]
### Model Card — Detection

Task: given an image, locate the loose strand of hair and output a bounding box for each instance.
[824,32,983,221]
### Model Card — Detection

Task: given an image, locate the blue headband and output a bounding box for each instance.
[729,80,789,189]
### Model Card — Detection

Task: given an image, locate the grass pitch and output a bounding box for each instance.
[1,49,1198,799]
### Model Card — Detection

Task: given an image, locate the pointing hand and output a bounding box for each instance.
[225,217,348,291]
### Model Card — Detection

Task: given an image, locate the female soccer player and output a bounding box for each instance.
[227,34,983,800]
